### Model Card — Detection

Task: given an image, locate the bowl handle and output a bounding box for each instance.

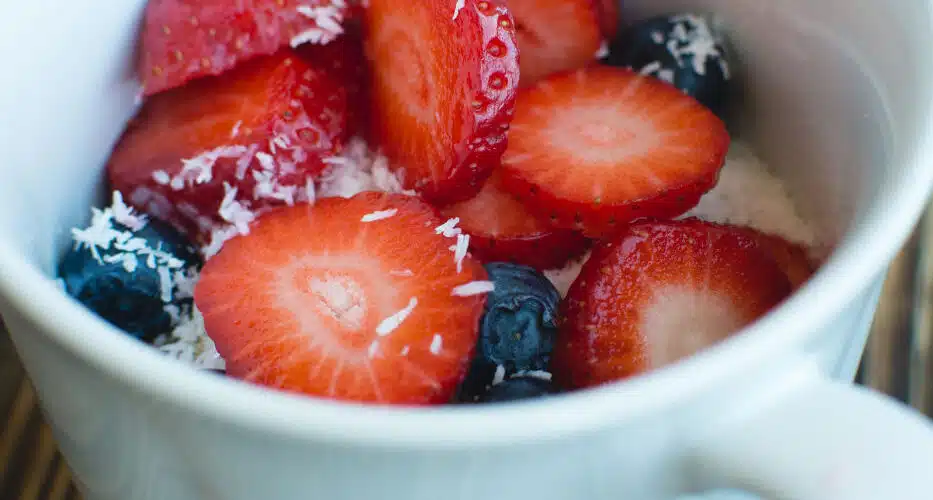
[685,362,933,499]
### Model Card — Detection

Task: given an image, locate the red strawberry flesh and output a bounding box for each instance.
[109,50,346,246]
[552,219,792,390]
[500,66,730,237]
[195,193,490,405]
[139,0,348,95]
[441,171,589,269]
[507,0,603,86]
[596,0,620,38]
[363,0,520,205]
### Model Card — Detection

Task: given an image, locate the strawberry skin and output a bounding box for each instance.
[508,0,603,86]
[441,171,589,269]
[363,0,520,205]
[740,228,815,289]
[552,219,792,390]
[195,193,491,405]
[500,66,730,238]
[296,27,368,138]
[596,0,620,38]
[109,50,346,245]
[139,0,348,95]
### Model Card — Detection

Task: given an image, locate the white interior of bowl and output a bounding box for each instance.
[0,0,932,444]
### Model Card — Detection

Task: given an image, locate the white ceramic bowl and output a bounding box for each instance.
[2,0,933,499]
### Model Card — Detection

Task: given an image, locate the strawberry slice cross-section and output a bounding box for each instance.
[441,170,589,269]
[363,0,520,205]
[139,0,349,95]
[551,219,793,390]
[500,66,730,238]
[195,193,493,405]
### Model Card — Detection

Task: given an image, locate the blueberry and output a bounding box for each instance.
[479,262,560,371]
[58,192,202,343]
[457,263,561,401]
[604,13,734,120]
[479,376,557,403]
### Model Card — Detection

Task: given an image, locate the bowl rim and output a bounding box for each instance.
[2,12,933,450]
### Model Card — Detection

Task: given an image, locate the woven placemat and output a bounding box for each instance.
[1,208,931,500]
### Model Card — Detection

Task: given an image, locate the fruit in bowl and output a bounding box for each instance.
[59,0,817,406]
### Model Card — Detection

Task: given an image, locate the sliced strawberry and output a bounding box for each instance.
[195,193,491,405]
[109,50,346,245]
[551,219,792,390]
[441,171,589,269]
[507,0,603,86]
[139,0,349,95]
[500,66,730,238]
[363,0,520,205]
[741,228,815,289]
[596,0,620,38]
[296,27,368,138]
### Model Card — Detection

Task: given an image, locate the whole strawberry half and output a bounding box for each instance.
[109,50,347,247]
[500,66,730,238]
[139,0,349,95]
[441,171,589,269]
[551,219,793,390]
[195,193,493,405]
[363,0,520,205]
[507,0,603,86]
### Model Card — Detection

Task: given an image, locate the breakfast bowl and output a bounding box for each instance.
[2,0,933,499]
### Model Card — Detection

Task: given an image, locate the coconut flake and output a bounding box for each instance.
[361,208,398,222]
[230,120,242,139]
[430,334,443,355]
[152,170,171,186]
[452,0,465,20]
[492,365,507,385]
[375,297,418,336]
[435,218,462,238]
[317,138,414,198]
[400,345,410,356]
[218,182,256,234]
[157,307,226,369]
[175,145,250,189]
[110,191,148,231]
[292,4,345,46]
[452,233,469,273]
[595,40,609,59]
[515,370,553,381]
[367,340,380,359]
[451,281,495,297]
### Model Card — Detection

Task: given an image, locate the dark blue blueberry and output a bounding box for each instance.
[479,262,561,372]
[478,376,557,403]
[604,13,735,120]
[58,192,202,343]
[457,262,561,401]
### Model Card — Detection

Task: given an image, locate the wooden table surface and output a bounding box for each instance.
[1,208,932,500]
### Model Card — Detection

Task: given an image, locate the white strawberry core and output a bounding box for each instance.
[640,285,746,369]
[307,273,367,331]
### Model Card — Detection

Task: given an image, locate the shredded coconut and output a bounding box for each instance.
[110,191,148,231]
[400,345,410,356]
[515,370,553,381]
[367,340,380,359]
[375,297,418,336]
[218,183,256,234]
[430,334,443,355]
[595,40,610,59]
[435,217,462,238]
[317,137,415,198]
[156,307,226,370]
[684,141,818,252]
[492,365,507,385]
[452,0,465,20]
[172,145,250,190]
[452,281,495,297]
[452,233,469,273]
[662,13,729,79]
[389,269,414,277]
[361,209,398,222]
[291,3,345,47]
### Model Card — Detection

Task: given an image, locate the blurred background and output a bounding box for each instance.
[0,209,931,500]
